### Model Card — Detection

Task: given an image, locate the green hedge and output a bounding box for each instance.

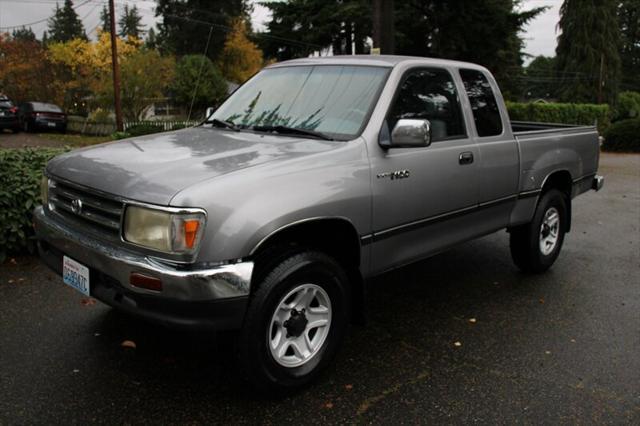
[602,119,640,152]
[506,102,610,133]
[0,148,68,262]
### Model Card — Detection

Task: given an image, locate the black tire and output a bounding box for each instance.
[22,120,30,133]
[238,250,350,393]
[510,189,568,273]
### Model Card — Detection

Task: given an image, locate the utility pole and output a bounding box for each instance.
[597,53,604,104]
[372,0,395,54]
[109,0,123,131]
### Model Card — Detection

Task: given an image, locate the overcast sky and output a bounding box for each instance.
[0,0,560,63]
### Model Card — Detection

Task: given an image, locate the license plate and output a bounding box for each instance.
[47,122,56,127]
[63,256,90,296]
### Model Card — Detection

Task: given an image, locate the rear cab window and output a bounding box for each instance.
[459,69,503,137]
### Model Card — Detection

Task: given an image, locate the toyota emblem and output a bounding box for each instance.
[71,199,83,214]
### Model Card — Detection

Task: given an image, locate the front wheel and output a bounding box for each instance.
[238,250,349,392]
[510,189,568,273]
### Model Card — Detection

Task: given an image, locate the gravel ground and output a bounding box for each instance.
[0,153,638,424]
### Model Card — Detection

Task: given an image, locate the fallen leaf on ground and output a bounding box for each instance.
[73,369,80,373]
[570,339,576,343]
[121,340,137,349]
[545,350,551,355]
[324,402,334,409]
[454,341,462,347]
[94,333,101,337]
[539,298,545,304]
[345,384,353,390]
[81,298,96,306]
[9,258,17,265]
[468,318,477,323]
[8,279,14,284]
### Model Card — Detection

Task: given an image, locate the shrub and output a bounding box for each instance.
[111,131,130,140]
[125,123,164,137]
[602,119,640,152]
[0,148,68,261]
[506,102,610,133]
[613,91,640,122]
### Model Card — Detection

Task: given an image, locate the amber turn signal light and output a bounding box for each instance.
[183,220,200,249]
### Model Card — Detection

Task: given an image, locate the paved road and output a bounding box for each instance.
[1,153,638,424]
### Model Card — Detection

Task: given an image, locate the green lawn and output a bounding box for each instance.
[38,133,114,147]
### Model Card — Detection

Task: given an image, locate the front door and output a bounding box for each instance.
[369,67,480,274]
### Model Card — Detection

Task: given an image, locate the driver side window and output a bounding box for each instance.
[387,68,466,142]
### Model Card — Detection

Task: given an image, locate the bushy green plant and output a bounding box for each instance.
[111,131,130,140]
[506,102,610,133]
[613,91,640,122]
[171,123,187,130]
[125,123,164,137]
[0,148,68,261]
[602,119,640,152]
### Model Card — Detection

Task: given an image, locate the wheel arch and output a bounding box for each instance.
[249,217,366,324]
[540,169,573,232]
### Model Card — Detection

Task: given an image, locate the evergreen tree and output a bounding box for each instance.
[555,0,621,104]
[155,0,249,60]
[47,0,87,42]
[118,4,144,39]
[11,27,36,42]
[145,27,158,49]
[100,4,111,33]
[618,0,640,92]
[260,0,543,98]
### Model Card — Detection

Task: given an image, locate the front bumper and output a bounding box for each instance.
[34,206,253,330]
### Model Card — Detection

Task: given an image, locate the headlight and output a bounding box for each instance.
[123,205,206,254]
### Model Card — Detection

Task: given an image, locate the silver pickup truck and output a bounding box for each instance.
[34,56,603,390]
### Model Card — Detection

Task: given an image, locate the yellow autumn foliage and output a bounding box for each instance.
[219,19,264,84]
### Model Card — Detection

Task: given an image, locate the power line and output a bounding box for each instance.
[0,0,94,30]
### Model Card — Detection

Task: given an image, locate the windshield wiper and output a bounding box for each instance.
[206,118,241,131]
[251,125,334,141]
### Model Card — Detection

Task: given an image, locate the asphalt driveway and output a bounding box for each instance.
[1,153,638,424]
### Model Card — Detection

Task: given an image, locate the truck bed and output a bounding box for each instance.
[511,120,596,135]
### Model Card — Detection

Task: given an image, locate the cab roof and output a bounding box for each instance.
[269,55,487,71]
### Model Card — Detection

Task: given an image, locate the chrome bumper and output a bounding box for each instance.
[592,175,604,191]
[33,206,253,301]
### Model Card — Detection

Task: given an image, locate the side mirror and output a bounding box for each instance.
[205,107,215,120]
[391,119,431,147]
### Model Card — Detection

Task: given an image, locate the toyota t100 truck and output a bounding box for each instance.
[34,56,603,391]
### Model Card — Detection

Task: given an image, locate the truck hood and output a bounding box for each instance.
[47,127,343,205]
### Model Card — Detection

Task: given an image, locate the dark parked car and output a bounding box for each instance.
[0,95,21,132]
[19,102,67,133]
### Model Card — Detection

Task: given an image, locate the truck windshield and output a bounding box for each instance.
[210,65,390,141]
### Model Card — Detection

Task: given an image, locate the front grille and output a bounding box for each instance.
[49,179,124,237]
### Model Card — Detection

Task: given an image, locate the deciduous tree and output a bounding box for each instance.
[172,54,228,114]
[97,49,175,120]
[219,19,263,83]
[0,35,63,104]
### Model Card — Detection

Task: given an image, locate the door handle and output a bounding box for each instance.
[459,151,474,165]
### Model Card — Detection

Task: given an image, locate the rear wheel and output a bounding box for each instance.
[238,250,349,392]
[510,189,568,273]
[22,120,30,133]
